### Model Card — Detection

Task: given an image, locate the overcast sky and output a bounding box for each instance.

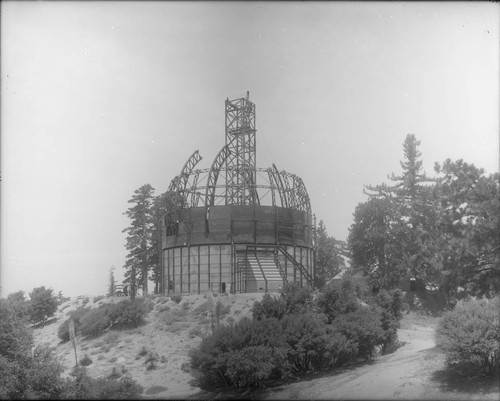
[1,1,498,298]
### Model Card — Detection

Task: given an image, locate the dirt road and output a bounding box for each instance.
[263,323,499,400]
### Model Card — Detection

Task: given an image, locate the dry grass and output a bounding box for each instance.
[32,292,264,398]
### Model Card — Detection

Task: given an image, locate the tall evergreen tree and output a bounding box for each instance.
[107,266,116,297]
[149,192,168,294]
[351,134,439,290]
[314,220,345,289]
[122,184,156,298]
[433,159,500,299]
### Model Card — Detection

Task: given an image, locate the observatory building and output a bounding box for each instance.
[163,93,315,294]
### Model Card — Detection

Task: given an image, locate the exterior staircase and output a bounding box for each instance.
[237,251,284,292]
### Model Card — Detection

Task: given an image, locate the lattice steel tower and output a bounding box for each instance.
[225,91,258,205]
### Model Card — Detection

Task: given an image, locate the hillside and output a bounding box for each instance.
[33,292,265,399]
[33,294,499,400]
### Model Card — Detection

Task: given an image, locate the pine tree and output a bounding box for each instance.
[122,184,156,298]
[352,134,439,290]
[433,159,500,299]
[314,220,345,288]
[149,192,168,294]
[107,266,116,297]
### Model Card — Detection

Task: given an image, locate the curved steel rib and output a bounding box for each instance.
[205,145,230,206]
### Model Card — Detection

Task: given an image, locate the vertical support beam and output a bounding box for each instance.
[198,246,201,295]
[225,92,257,206]
[180,247,183,294]
[187,245,191,294]
[167,249,170,295]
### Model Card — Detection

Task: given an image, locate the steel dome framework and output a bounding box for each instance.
[163,93,315,295]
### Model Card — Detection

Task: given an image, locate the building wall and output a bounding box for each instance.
[163,243,314,294]
[163,204,314,295]
[164,205,313,249]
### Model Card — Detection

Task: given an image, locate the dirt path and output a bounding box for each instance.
[263,323,499,400]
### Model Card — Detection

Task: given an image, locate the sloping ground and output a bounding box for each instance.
[34,299,499,400]
[33,292,264,399]
[264,313,500,400]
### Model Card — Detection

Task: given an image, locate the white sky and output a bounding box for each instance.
[1,2,498,298]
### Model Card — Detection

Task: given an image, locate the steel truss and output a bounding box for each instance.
[166,93,312,214]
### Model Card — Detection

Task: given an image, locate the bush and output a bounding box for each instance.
[334,307,385,360]
[252,293,287,321]
[280,283,315,314]
[24,345,65,399]
[80,308,111,337]
[171,295,182,304]
[137,346,148,357]
[252,284,314,321]
[436,297,500,375]
[190,284,393,391]
[80,354,93,367]
[374,289,404,349]
[29,286,59,325]
[145,352,159,371]
[281,312,353,373]
[6,291,31,320]
[63,366,143,399]
[190,318,289,389]
[103,299,149,329]
[316,282,361,323]
[58,306,89,342]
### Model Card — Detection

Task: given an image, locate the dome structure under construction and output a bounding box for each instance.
[163,92,315,294]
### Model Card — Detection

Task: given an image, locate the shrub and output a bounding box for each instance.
[374,289,404,349]
[6,291,31,320]
[224,345,288,387]
[189,326,203,338]
[316,282,360,323]
[190,283,391,390]
[145,352,159,371]
[190,327,289,390]
[102,331,119,345]
[252,284,314,321]
[80,354,93,367]
[171,295,182,304]
[157,304,170,313]
[58,319,73,343]
[101,299,149,329]
[252,293,287,321]
[137,346,148,357]
[115,299,149,328]
[57,306,89,342]
[334,307,385,360]
[63,366,143,399]
[80,308,111,337]
[29,286,59,326]
[280,283,315,314]
[281,312,353,373]
[24,345,65,400]
[436,297,500,375]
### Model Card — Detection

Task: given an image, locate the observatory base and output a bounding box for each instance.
[163,205,314,295]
